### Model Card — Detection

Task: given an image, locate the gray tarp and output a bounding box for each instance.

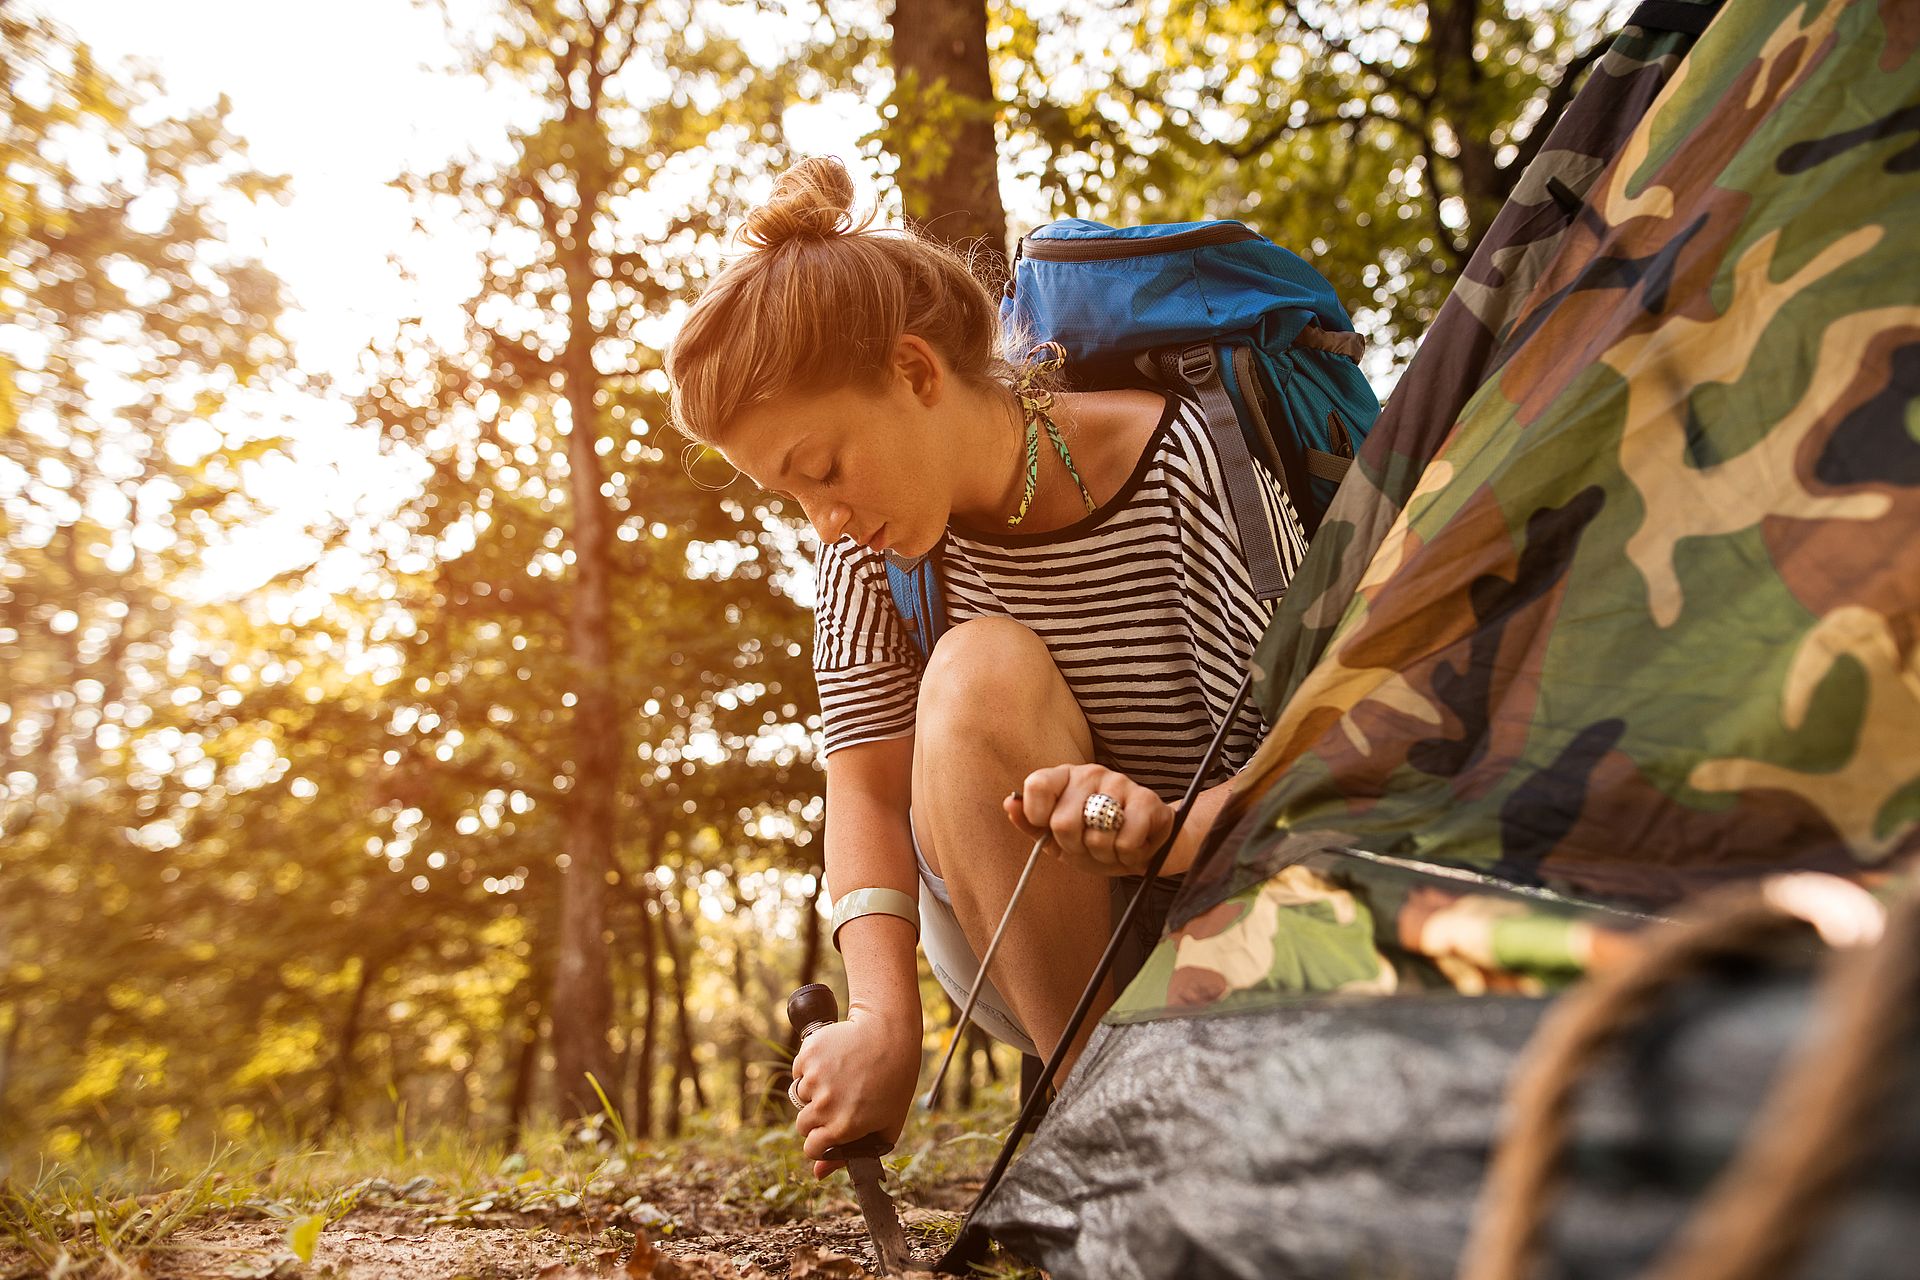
[977,970,1920,1278]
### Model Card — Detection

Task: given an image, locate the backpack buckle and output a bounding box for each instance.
[1175,344,1217,385]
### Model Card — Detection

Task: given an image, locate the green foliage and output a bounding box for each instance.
[0,2,316,1154]
[873,67,1002,225]
[993,0,1613,362]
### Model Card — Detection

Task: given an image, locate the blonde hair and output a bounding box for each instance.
[666,156,1020,448]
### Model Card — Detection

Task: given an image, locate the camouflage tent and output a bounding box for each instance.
[975,0,1920,1272]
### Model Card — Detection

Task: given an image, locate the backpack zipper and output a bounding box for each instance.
[1021,223,1261,262]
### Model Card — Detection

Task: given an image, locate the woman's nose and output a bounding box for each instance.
[800,495,849,543]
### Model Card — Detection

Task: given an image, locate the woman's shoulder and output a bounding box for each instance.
[814,536,891,597]
[1151,395,1269,501]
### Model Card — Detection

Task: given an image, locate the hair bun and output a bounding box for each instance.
[740,156,867,249]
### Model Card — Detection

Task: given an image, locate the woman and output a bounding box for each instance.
[666,156,1307,1176]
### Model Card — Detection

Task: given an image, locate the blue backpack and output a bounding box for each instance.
[884,217,1382,658]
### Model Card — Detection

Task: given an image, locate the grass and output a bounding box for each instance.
[0,1081,1045,1278]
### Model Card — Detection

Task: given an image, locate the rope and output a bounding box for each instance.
[1459,876,1916,1280]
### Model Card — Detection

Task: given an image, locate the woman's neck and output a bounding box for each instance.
[945,383,1163,533]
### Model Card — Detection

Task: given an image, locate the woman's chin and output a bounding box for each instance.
[892,527,936,560]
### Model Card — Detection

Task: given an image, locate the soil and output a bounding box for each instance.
[0,1163,1009,1280]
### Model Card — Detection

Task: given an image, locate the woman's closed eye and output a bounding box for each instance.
[767,464,836,504]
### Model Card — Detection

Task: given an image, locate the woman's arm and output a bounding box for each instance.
[1163,776,1236,876]
[820,733,920,1024]
[792,733,925,1176]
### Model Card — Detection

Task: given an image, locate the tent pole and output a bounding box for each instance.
[936,667,1257,1274]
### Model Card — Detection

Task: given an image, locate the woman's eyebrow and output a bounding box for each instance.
[776,439,802,481]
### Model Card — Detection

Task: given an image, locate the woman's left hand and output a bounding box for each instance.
[1003,764,1175,876]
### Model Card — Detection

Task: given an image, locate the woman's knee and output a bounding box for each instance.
[917,617,1060,736]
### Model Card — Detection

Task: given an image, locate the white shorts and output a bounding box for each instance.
[908,811,1184,1062]
[912,812,1042,1058]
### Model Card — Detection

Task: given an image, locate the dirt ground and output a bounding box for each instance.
[148,1207,958,1279]
[0,1158,1015,1280]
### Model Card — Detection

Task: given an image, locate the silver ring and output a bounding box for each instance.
[1083,792,1124,832]
[788,1079,804,1109]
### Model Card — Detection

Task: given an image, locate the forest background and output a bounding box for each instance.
[2,0,1612,1171]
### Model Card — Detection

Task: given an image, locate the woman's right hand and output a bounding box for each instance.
[790,1003,922,1179]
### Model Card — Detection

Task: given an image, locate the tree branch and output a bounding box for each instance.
[581,9,610,111]
[1227,111,1349,162]
[597,0,649,84]
[512,174,562,242]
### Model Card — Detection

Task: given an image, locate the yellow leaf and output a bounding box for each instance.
[286,1213,326,1263]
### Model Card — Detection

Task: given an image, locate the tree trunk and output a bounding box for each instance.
[631,883,662,1139]
[660,895,707,1126]
[317,955,378,1135]
[730,869,755,1125]
[664,1055,685,1138]
[0,1007,23,1123]
[547,105,621,1122]
[1428,0,1501,257]
[504,1000,542,1151]
[889,0,1009,266]
[957,1023,991,1110]
[767,867,825,1109]
[451,1064,475,1133]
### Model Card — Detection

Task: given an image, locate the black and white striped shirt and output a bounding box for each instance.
[810,394,1308,802]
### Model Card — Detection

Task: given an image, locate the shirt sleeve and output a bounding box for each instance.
[812,538,923,756]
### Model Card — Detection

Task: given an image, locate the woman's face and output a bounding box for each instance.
[716,338,957,560]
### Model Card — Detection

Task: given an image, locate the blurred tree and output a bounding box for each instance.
[0,3,301,1139]
[356,0,833,1122]
[0,4,291,827]
[887,0,1008,257]
[996,0,1612,360]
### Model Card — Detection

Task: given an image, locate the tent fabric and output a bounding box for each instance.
[1104,844,1656,1023]
[1157,0,1920,972]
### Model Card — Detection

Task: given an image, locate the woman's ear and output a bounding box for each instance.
[893,334,943,407]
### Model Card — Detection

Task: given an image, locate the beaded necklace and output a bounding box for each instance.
[1006,341,1098,527]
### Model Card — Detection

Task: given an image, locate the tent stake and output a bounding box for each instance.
[935,667,1256,1274]
[921,833,1051,1111]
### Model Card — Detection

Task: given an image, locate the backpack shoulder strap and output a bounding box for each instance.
[1155,343,1291,601]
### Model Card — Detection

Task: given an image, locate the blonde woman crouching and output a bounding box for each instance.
[665,156,1304,1176]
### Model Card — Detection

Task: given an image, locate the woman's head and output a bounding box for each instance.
[666,156,1016,557]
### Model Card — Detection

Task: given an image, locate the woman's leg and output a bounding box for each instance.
[912,617,1115,1067]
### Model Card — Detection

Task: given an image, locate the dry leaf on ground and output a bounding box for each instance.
[620,1231,769,1279]
[788,1245,869,1278]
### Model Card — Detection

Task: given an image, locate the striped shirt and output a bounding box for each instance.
[810,394,1308,802]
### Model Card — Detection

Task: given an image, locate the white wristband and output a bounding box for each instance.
[830,887,920,952]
